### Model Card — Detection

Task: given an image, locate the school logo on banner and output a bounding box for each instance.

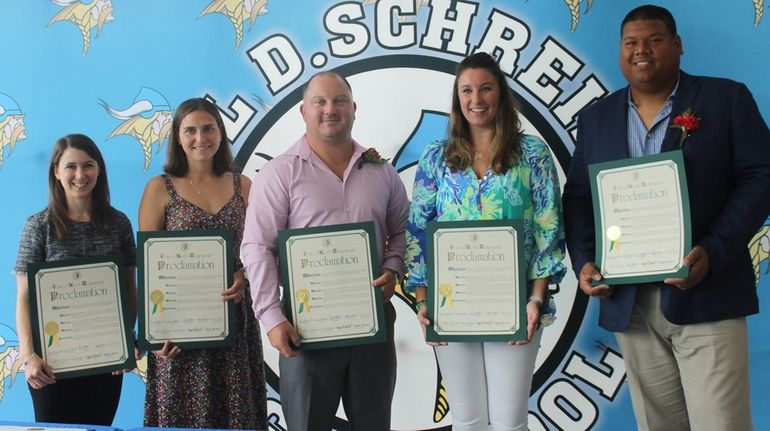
[48,0,115,55]
[1,0,767,429]
[228,2,627,429]
[199,0,269,49]
[0,324,23,400]
[100,87,173,171]
[750,225,770,281]
[0,93,27,170]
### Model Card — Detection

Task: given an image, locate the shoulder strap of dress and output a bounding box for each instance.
[161,174,176,195]
[233,172,242,194]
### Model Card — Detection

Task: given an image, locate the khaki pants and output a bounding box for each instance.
[615,287,753,431]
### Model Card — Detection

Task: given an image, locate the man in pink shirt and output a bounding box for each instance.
[241,71,409,430]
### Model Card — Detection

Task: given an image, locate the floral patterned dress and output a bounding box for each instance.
[405,136,567,322]
[143,173,267,429]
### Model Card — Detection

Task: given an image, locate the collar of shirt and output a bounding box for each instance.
[626,77,680,157]
[288,135,367,175]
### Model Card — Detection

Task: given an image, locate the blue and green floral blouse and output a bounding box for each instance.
[405,135,567,324]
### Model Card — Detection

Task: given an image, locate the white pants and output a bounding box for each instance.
[434,330,542,431]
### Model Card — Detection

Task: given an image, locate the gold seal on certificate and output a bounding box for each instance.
[589,150,691,284]
[278,221,386,349]
[137,230,235,350]
[426,219,527,342]
[26,257,135,379]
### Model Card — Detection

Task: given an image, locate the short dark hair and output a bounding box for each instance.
[48,134,113,240]
[621,5,677,36]
[164,98,233,176]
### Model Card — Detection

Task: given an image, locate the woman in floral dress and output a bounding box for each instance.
[405,53,567,430]
[139,98,267,429]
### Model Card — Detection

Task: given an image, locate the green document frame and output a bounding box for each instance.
[426,219,527,342]
[588,150,691,285]
[278,221,386,350]
[137,229,235,350]
[27,256,135,379]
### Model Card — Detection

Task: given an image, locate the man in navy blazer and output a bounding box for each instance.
[563,5,770,431]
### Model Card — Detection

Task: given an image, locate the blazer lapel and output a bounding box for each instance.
[603,87,631,161]
[662,71,700,153]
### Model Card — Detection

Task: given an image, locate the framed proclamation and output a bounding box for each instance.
[137,229,235,350]
[426,219,527,342]
[278,221,385,350]
[589,150,692,285]
[27,256,135,379]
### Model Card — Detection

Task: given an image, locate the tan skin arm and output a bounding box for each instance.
[138,176,180,358]
[512,277,548,346]
[414,286,447,347]
[267,321,302,358]
[664,245,710,290]
[16,274,56,389]
[221,175,253,302]
[578,262,613,298]
[372,268,397,302]
[138,176,169,232]
[239,175,252,204]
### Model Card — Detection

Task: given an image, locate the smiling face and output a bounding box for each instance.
[457,67,501,132]
[54,147,99,201]
[300,73,356,147]
[620,19,682,96]
[178,109,222,163]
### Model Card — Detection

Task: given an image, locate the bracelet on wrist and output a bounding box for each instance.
[528,295,544,306]
[414,299,427,312]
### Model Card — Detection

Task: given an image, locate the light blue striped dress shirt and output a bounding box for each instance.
[627,80,679,157]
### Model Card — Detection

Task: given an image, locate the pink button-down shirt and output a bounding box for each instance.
[241,136,409,333]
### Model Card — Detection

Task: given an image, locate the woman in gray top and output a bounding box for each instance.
[14,134,136,425]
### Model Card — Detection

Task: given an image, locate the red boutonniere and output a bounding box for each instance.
[357,147,389,169]
[669,108,701,148]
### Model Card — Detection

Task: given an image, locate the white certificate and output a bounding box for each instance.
[278,222,385,349]
[137,230,234,350]
[27,257,133,378]
[589,151,691,284]
[426,220,527,342]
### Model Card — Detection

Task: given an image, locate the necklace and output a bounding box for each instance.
[473,151,483,161]
[189,179,204,196]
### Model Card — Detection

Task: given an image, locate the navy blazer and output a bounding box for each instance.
[563,71,770,331]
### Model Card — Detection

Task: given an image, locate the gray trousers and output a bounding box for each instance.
[279,301,397,431]
[616,286,752,431]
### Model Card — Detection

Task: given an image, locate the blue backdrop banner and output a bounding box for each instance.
[1,1,768,429]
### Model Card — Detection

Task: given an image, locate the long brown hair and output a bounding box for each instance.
[164,98,233,176]
[445,52,523,174]
[48,134,112,240]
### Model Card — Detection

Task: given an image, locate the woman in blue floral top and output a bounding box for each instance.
[405,52,566,430]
